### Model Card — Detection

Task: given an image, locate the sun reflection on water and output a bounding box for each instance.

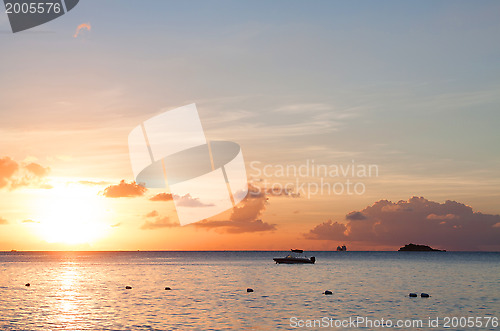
[54,263,83,328]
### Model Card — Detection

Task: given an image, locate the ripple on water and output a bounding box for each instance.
[0,251,499,329]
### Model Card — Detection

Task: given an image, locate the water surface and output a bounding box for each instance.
[0,251,498,330]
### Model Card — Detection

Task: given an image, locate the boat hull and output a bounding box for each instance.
[273,257,315,264]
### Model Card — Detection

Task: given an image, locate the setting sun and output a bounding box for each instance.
[33,183,110,245]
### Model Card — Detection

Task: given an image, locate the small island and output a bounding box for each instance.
[398,243,446,252]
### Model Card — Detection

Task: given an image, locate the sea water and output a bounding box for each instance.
[0,251,498,330]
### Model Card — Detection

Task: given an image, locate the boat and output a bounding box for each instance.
[273,249,315,264]
[336,245,346,251]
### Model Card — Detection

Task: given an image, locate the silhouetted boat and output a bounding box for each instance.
[336,245,347,251]
[273,249,315,264]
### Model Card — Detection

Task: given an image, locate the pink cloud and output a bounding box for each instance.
[305,197,500,251]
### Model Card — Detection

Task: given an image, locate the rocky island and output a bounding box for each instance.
[398,243,446,252]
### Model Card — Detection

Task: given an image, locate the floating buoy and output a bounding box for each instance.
[247,288,254,292]
[165,287,171,290]
[25,283,30,287]
[125,286,132,290]
[421,293,430,298]
[409,293,417,297]
[324,290,333,295]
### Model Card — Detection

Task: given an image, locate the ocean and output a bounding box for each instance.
[0,251,498,330]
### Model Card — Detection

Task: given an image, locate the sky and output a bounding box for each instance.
[0,0,499,251]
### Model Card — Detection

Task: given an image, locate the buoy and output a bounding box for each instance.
[25,283,30,287]
[125,286,132,290]
[409,293,417,297]
[324,290,333,295]
[165,287,171,290]
[247,288,254,292]
[421,293,430,298]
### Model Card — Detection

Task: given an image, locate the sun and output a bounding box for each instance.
[34,182,110,245]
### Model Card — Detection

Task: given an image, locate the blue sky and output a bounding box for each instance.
[1,1,499,176]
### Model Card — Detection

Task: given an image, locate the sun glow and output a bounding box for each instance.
[34,182,110,245]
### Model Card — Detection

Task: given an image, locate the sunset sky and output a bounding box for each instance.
[1,1,499,251]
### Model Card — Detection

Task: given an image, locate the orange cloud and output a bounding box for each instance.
[149,193,173,201]
[0,157,18,188]
[193,191,276,233]
[73,23,91,38]
[0,217,8,225]
[305,197,500,251]
[102,180,147,198]
[148,192,214,207]
[145,210,159,218]
[141,214,178,230]
[25,162,49,177]
[0,156,50,189]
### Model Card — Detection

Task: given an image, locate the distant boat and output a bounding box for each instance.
[336,245,347,251]
[273,249,315,264]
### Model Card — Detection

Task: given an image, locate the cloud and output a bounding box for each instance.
[175,194,214,207]
[22,219,39,223]
[0,157,19,188]
[102,180,147,198]
[140,210,179,230]
[25,163,49,177]
[73,23,91,38]
[0,157,50,189]
[306,220,347,239]
[149,192,214,206]
[193,190,276,233]
[145,210,159,218]
[426,213,458,220]
[141,216,178,230]
[149,193,173,201]
[111,222,121,228]
[305,197,500,251]
[346,211,366,220]
[0,217,8,225]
